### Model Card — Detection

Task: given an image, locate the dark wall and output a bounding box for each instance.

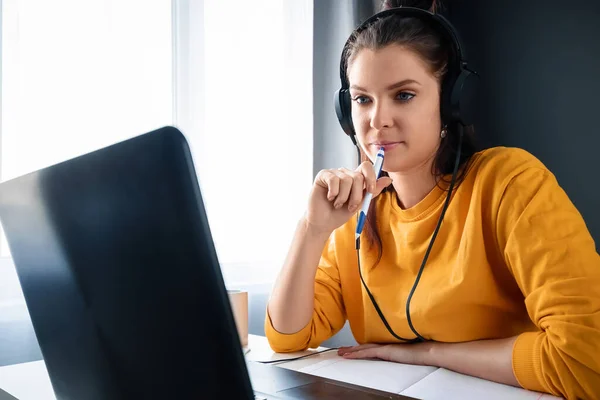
[445,0,600,249]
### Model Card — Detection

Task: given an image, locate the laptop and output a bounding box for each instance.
[0,388,17,400]
[0,126,416,399]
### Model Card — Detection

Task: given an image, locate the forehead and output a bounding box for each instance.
[347,44,435,88]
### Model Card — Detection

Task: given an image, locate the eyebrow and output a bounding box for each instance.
[350,79,421,92]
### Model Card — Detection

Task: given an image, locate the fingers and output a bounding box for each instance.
[337,343,381,356]
[315,164,393,212]
[337,168,364,212]
[357,161,393,197]
[315,170,340,200]
[330,169,354,210]
[339,345,383,360]
[357,161,377,193]
[340,344,398,362]
[373,176,393,197]
[342,349,376,359]
[315,168,365,212]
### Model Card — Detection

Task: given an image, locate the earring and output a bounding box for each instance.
[440,127,447,138]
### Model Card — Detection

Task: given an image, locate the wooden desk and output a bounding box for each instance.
[0,334,561,399]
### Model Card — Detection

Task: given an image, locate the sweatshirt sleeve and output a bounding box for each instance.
[495,164,600,399]
[265,233,347,352]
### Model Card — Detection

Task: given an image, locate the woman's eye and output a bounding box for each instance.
[397,92,415,102]
[351,96,370,104]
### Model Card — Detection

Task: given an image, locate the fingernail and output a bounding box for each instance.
[334,203,342,209]
[370,185,375,193]
[348,204,357,212]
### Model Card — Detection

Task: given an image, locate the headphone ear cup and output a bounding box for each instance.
[334,88,357,145]
[447,68,479,126]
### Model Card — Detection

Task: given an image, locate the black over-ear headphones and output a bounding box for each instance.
[334,6,479,145]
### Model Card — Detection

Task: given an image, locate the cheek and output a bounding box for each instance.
[414,112,440,133]
[410,98,441,133]
[351,108,370,131]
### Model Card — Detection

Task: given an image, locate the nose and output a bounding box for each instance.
[369,99,394,131]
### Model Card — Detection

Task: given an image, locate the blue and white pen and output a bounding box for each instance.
[355,147,385,244]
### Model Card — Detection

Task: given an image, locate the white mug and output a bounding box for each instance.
[227,289,248,347]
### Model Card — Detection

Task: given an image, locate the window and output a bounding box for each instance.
[1,0,173,257]
[182,0,314,284]
[0,0,313,295]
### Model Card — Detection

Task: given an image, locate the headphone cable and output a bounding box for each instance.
[355,124,465,342]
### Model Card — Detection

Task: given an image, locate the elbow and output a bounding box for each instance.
[549,325,600,399]
[554,361,600,400]
[266,335,310,353]
[515,328,600,399]
[265,327,312,353]
[264,310,313,353]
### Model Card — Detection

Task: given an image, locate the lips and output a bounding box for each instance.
[371,141,403,151]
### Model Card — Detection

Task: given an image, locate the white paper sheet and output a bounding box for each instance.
[400,368,563,400]
[298,357,437,394]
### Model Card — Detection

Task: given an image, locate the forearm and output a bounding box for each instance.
[267,217,331,334]
[427,336,520,387]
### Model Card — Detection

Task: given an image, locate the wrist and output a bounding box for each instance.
[299,215,332,241]
[418,340,439,367]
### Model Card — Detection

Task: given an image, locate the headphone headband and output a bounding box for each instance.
[339,7,467,89]
[335,6,479,143]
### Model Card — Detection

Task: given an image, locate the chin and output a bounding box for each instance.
[383,156,429,174]
[382,146,439,173]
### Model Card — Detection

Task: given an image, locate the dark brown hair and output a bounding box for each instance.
[346,0,478,264]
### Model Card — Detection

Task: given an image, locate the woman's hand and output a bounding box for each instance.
[304,162,392,236]
[337,338,521,389]
[337,343,432,366]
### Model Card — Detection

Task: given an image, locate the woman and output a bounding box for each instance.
[265,0,600,398]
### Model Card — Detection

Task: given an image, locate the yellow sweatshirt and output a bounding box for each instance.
[265,146,600,399]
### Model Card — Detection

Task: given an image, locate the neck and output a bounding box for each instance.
[388,153,438,210]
